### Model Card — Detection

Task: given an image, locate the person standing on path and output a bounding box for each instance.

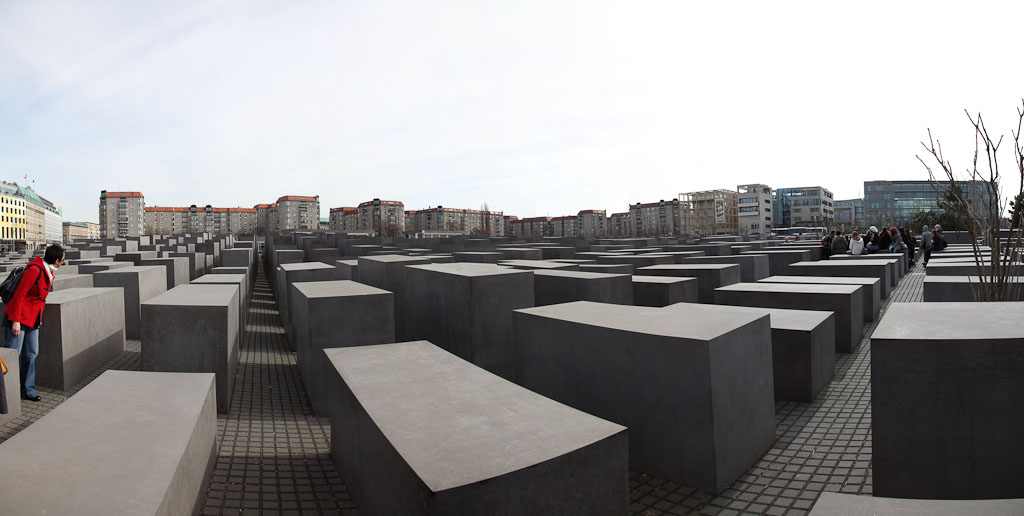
[920,225,933,265]
[4,244,65,402]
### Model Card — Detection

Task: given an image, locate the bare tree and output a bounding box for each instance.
[916,100,1024,301]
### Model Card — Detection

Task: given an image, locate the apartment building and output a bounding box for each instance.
[254,204,274,235]
[503,215,518,238]
[608,212,631,237]
[773,186,834,228]
[0,183,27,251]
[63,221,100,243]
[145,205,256,236]
[99,190,145,238]
[550,215,577,238]
[329,207,356,231]
[736,184,773,236]
[629,199,686,237]
[511,216,552,239]
[404,206,505,236]
[357,199,404,236]
[276,195,320,231]
[18,184,48,248]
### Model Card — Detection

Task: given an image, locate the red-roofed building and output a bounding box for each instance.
[404,206,504,236]
[100,190,145,238]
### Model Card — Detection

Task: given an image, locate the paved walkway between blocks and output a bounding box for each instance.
[0,256,929,516]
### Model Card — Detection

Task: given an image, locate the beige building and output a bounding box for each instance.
[254,204,274,235]
[503,215,518,238]
[145,205,256,236]
[99,190,145,238]
[679,190,739,236]
[608,212,631,237]
[629,199,686,237]
[737,184,774,236]
[63,222,100,243]
[329,207,358,232]
[275,195,320,231]
[404,206,504,236]
[550,216,576,238]
[356,199,404,236]
[576,210,607,239]
[511,217,552,239]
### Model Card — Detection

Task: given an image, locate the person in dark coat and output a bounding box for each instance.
[877,226,892,252]
[4,244,65,402]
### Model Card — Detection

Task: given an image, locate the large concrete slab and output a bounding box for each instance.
[277,262,337,347]
[211,266,251,291]
[334,259,359,281]
[0,347,20,426]
[220,248,253,269]
[681,255,769,282]
[580,263,634,275]
[597,254,674,267]
[50,273,94,291]
[922,275,1024,302]
[168,252,205,280]
[141,285,240,413]
[925,261,996,276]
[637,264,742,303]
[0,370,217,516]
[513,302,775,494]
[405,263,534,380]
[499,259,580,271]
[114,251,158,265]
[533,270,633,306]
[499,247,544,260]
[665,303,835,402]
[454,251,504,263]
[79,261,133,274]
[37,288,126,390]
[759,275,881,322]
[740,250,812,276]
[326,341,628,515]
[714,282,864,353]
[872,302,1024,499]
[138,257,190,290]
[357,255,430,341]
[292,281,394,416]
[786,260,893,299]
[632,276,698,306]
[192,274,248,337]
[808,492,1024,515]
[93,265,168,340]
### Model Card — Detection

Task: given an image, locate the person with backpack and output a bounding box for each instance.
[830,230,848,255]
[3,244,65,402]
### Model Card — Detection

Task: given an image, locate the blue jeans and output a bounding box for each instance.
[5,324,39,398]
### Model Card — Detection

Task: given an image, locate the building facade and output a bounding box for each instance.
[275,195,320,231]
[0,182,27,251]
[42,198,63,245]
[254,204,274,235]
[834,198,865,231]
[99,190,145,238]
[736,184,773,236]
[145,205,256,236]
[773,186,834,228]
[550,216,577,238]
[511,217,552,239]
[608,212,631,237]
[678,191,738,236]
[17,185,48,249]
[576,210,607,239]
[403,206,504,236]
[503,215,518,238]
[629,199,686,237]
[862,180,993,227]
[356,199,404,236]
[63,222,100,243]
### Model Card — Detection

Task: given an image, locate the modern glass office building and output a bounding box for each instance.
[862,180,993,227]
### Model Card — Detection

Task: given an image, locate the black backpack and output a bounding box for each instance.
[0,263,44,304]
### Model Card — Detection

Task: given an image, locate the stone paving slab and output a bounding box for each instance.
[0,257,931,516]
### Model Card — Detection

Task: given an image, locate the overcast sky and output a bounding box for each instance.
[2,1,1022,223]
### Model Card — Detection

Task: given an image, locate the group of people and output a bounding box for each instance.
[0,244,66,414]
[822,224,948,266]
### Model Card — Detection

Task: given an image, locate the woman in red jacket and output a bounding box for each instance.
[4,244,65,401]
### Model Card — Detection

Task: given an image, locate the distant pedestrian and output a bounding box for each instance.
[4,244,66,402]
[848,230,865,255]
[877,226,892,252]
[831,231,848,255]
[921,225,933,264]
[888,227,907,254]
[822,231,835,259]
[933,229,947,252]
[865,226,880,253]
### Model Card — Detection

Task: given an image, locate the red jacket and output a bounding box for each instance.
[4,257,53,328]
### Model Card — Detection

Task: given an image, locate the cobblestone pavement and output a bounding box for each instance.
[0,258,927,515]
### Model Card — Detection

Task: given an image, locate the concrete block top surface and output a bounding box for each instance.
[358,255,430,264]
[808,492,1024,516]
[336,259,358,266]
[761,275,880,287]
[717,282,860,295]
[408,262,533,278]
[0,370,215,516]
[293,280,390,299]
[498,260,577,269]
[533,270,630,279]
[192,274,246,284]
[44,287,122,304]
[639,264,740,271]
[517,301,767,341]
[873,302,1024,340]
[144,284,239,306]
[789,260,886,268]
[923,275,1024,283]
[665,302,831,332]
[632,276,697,285]
[326,341,625,492]
[93,265,165,276]
[279,262,335,272]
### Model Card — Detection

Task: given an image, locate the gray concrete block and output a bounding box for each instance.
[211,266,251,292]
[168,252,205,280]
[923,276,1024,302]
[637,264,742,303]
[292,281,394,416]
[37,288,126,391]
[681,255,769,282]
[53,264,79,275]
[632,276,698,306]
[786,260,893,299]
[499,260,580,271]
[808,492,1024,515]
[0,370,217,516]
[277,262,337,348]
[192,274,248,337]
[138,257,190,290]
[326,341,628,515]
[114,251,158,265]
[454,251,504,263]
[759,275,881,322]
[741,250,812,276]
[596,254,674,267]
[580,263,634,275]
[142,285,240,413]
[93,265,168,340]
[50,273,94,291]
[220,248,253,269]
[79,261,133,274]
[715,282,864,353]
[357,255,431,341]
[534,270,633,306]
[334,259,359,281]
[499,248,544,260]
[871,302,1024,499]
[925,261,995,276]
[657,251,708,263]
[405,263,534,379]
[513,302,775,494]
[540,246,576,259]
[0,347,20,426]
